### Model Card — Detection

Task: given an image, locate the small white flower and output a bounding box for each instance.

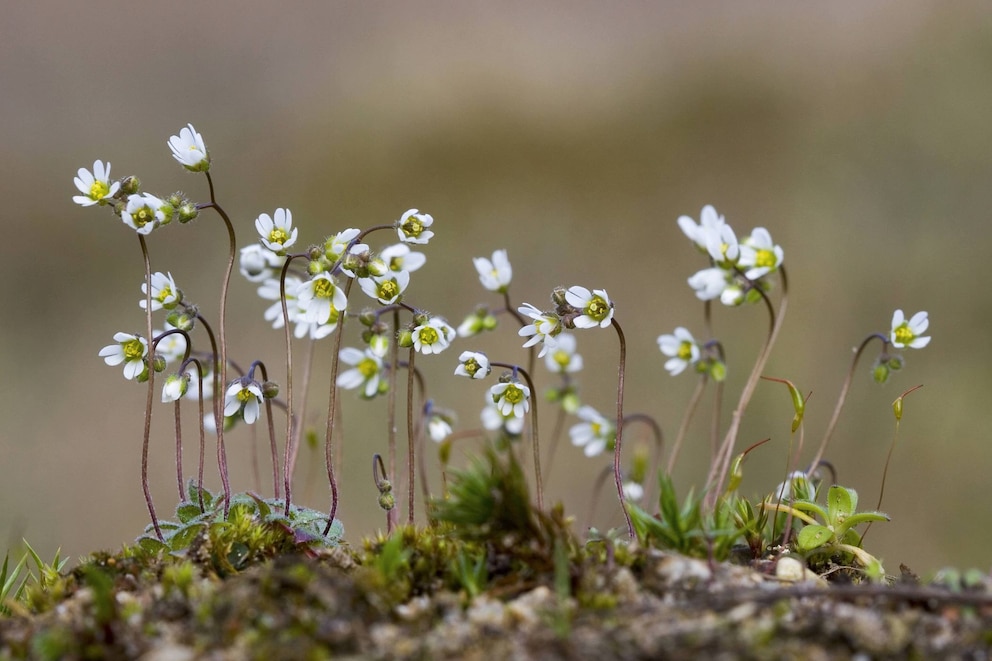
[544,333,583,374]
[324,228,362,263]
[162,373,190,403]
[623,481,645,502]
[259,276,302,329]
[738,227,784,280]
[657,327,701,376]
[773,471,817,502]
[368,334,390,358]
[890,310,931,349]
[255,208,299,254]
[336,347,384,398]
[297,274,348,325]
[473,249,512,292]
[677,205,726,250]
[518,303,562,357]
[704,223,740,266]
[73,160,120,207]
[140,271,181,311]
[380,243,426,274]
[359,271,410,305]
[240,244,284,282]
[687,267,729,301]
[412,317,453,355]
[455,351,491,379]
[565,286,614,329]
[154,322,188,366]
[99,332,148,380]
[481,393,525,435]
[121,193,166,235]
[223,379,264,424]
[490,381,531,419]
[168,123,210,171]
[396,208,434,244]
[569,405,614,457]
[428,413,454,443]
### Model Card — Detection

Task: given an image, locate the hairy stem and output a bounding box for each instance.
[611,318,633,537]
[138,235,162,539]
[666,375,707,475]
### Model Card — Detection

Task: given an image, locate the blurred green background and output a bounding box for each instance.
[2,2,990,574]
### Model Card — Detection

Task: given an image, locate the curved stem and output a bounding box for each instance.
[665,375,707,475]
[611,318,633,537]
[386,310,400,530]
[407,346,417,525]
[490,361,543,510]
[806,332,888,475]
[322,278,354,535]
[138,235,162,540]
[277,254,305,514]
[249,360,280,499]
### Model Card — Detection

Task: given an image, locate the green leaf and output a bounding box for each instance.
[136,535,168,555]
[796,524,834,552]
[166,523,205,552]
[787,500,828,522]
[176,502,204,524]
[827,486,857,523]
[834,511,889,538]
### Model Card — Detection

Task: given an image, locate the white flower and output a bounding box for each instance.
[297,274,348,325]
[223,379,264,424]
[368,334,390,358]
[565,286,614,329]
[455,351,490,379]
[162,373,190,403]
[481,393,525,435]
[473,249,512,292]
[359,271,410,305]
[773,471,817,502]
[259,276,302,329]
[623,481,645,502]
[518,303,562,357]
[544,333,583,374]
[140,271,181,311]
[168,123,210,171]
[324,228,362,263]
[121,193,166,235]
[890,310,931,349]
[738,227,784,280]
[396,208,434,244]
[240,244,284,282]
[657,327,701,376]
[154,322,188,366]
[490,381,531,419]
[720,281,746,307]
[99,332,148,380]
[677,204,727,250]
[336,347,383,398]
[704,223,740,266]
[569,405,614,457]
[380,243,426,274]
[255,208,299,254]
[428,413,454,442]
[73,160,120,207]
[687,267,729,301]
[412,317,453,355]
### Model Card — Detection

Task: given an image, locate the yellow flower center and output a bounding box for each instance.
[587,296,610,321]
[237,388,253,403]
[358,358,378,378]
[894,324,915,345]
[268,228,289,245]
[122,338,144,361]
[503,384,524,404]
[155,286,173,304]
[755,248,777,268]
[378,280,400,301]
[89,180,110,200]
[591,421,602,436]
[402,218,424,238]
[132,206,154,227]
[313,278,335,299]
[677,341,694,361]
[389,257,404,271]
[419,327,439,345]
[552,349,570,369]
[463,358,480,376]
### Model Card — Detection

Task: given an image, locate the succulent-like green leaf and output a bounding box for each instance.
[827,485,857,523]
[796,524,834,552]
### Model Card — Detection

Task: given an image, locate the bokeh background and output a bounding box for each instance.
[3,2,990,574]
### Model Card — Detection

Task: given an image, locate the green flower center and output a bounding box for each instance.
[122,338,144,361]
[894,324,915,345]
[236,388,253,403]
[389,257,404,271]
[419,327,439,345]
[590,421,602,437]
[755,248,777,268]
[358,358,378,378]
[378,280,400,301]
[503,384,524,405]
[402,218,424,238]
[131,206,154,227]
[677,341,694,361]
[463,358,480,376]
[552,349,570,369]
[89,180,110,200]
[156,286,173,304]
[586,296,610,322]
[268,228,289,245]
[313,278,335,300]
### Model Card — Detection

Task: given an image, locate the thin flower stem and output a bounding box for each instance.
[542,405,567,484]
[322,279,354,535]
[806,332,888,475]
[372,453,393,534]
[248,360,280,499]
[138,235,162,540]
[278,254,306,515]
[287,338,316,478]
[503,290,535,377]
[193,311,231,512]
[407,346,417,525]
[611,318,633,538]
[710,379,724,463]
[666,375,707,475]
[386,309,400,530]
[173,400,183,500]
[183,359,206,512]
[489,360,543,510]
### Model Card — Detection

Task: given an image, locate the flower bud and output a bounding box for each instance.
[178,202,199,224]
[152,354,167,373]
[397,329,414,348]
[121,176,141,196]
[413,312,430,327]
[261,381,280,399]
[167,310,196,332]
[358,309,377,327]
[551,286,567,307]
[873,361,890,384]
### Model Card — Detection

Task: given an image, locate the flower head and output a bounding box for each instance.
[518,303,562,357]
[544,333,583,374]
[324,228,362,263]
[490,381,531,419]
[297,274,348,325]
[687,267,730,301]
[704,223,740,266]
[428,411,455,442]
[73,160,120,207]
[255,208,298,254]
[121,193,166,235]
[168,123,210,171]
[223,379,264,424]
[565,286,614,329]
[569,405,615,457]
[473,249,512,292]
[677,205,726,251]
[336,347,384,398]
[623,481,645,502]
[412,316,453,355]
[162,373,190,403]
[739,227,784,280]
[890,310,930,349]
[380,243,426,274]
[396,208,434,244]
[239,244,284,283]
[140,271,181,311]
[359,271,410,305]
[773,471,817,502]
[657,327,701,376]
[154,322,188,366]
[455,351,491,379]
[99,332,148,380]
[481,393,525,435]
